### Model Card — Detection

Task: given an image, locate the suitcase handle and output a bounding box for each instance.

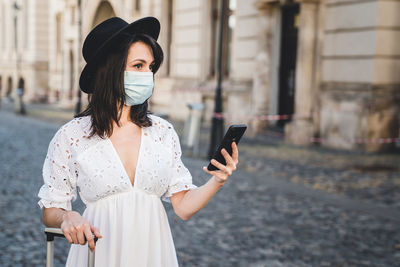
[45,227,98,267]
[45,227,99,242]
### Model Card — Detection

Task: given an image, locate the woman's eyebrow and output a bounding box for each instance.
[129,58,155,64]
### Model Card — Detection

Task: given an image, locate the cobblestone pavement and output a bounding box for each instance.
[0,103,400,266]
[235,139,400,211]
[181,118,400,211]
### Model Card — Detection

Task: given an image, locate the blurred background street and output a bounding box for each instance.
[0,102,399,266]
[1,0,400,266]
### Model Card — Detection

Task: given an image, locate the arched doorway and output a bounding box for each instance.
[278,3,300,127]
[92,1,116,28]
[6,77,13,97]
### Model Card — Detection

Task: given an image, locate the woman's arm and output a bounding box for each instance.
[42,207,68,227]
[169,175,225,220]
[170,142,238,220]
[42,207,102,251]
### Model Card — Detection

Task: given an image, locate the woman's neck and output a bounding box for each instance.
[116,104,132,127]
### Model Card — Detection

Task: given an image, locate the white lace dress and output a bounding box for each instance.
[37,114,197,267]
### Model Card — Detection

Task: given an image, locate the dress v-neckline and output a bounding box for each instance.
[105,127,144,188]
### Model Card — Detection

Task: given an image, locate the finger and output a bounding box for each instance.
[202,167,228,183]
[231,142,239,163]
[68,227,79,244]
[90,225,102,239]
[210,158,225,170]
[62,228,73,244]
[202,166,218,176]
[221,148,236,168]
[75,225,86,245]
[211,159,232,176]
[202,164,231,180]
[84,225,95,251]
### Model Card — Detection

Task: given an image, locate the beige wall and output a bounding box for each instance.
[0,0,49,102]
[320,0,400,151]
[322,1,377,83]
[170,0,203,79]
[231,0,258,80]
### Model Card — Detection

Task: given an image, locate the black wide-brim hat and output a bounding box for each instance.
[79,16,160,94]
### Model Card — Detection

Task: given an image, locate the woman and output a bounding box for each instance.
[38,17,239,267]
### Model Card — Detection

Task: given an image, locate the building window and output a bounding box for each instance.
[92,1,116,28]
[210,0,235,78]
[135,0,141,12]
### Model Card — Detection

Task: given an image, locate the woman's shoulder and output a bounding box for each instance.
[147,114,179,142]
[61,115,91,131]
[148,113,174,130]
[53,115,92,141]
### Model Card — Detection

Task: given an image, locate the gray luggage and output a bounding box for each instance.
[45,227,97,267]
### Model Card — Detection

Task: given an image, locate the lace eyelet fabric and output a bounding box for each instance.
[38,114,197,266]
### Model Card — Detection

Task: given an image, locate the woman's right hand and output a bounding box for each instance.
[61,211,102,252]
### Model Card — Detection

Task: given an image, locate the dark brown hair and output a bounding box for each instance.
[75,33,164,139]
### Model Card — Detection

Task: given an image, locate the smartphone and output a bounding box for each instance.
[207,124,247,171]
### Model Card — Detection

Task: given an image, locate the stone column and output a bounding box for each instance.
[285,0,320,145]
[251,0,279,136]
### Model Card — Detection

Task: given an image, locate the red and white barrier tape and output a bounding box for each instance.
[213,112,310,121]
[310,137,400,144]
[172,86,215,93]
[258,114,292,121]
[212,112,400,144]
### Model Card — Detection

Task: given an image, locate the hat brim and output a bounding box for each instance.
[79,17,160,94]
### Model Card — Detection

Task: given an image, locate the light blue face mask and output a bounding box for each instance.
[124,71,154,106]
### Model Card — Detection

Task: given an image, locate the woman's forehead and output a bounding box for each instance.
[127,41,154,61]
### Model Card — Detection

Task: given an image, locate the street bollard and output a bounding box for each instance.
[183,103,205,157]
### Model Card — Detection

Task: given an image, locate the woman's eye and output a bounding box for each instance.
[133,64,142,69]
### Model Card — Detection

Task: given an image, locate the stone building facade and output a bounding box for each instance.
[0,0,399,152]
[0,0,49,102]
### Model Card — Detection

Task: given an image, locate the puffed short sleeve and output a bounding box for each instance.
[37,128,77,211]
[161,124,197,203]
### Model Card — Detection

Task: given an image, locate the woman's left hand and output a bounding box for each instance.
[202,142,239,184]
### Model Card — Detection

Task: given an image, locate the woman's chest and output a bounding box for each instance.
[108,127,142,185]
[73,129,172,203]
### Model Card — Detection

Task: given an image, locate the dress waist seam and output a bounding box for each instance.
[85,188,159,206]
